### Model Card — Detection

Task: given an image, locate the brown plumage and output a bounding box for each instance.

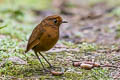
[25,15,67,69]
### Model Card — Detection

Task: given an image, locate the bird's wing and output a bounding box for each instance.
[25,24,45,53]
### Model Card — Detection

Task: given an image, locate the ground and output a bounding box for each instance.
[0,0,120,80]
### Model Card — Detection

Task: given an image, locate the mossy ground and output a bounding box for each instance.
[0,0,120,79]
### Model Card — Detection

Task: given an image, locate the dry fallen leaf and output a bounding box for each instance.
[51,70,64,76]
[73,61,81,67]
[80,63,93,70]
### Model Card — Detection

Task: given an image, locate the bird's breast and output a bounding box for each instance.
[34,27,59,51]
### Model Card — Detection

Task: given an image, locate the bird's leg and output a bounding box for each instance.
[39,52,53,68]
[34,51,46,70]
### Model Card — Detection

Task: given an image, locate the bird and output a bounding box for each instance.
[25,15,67,70]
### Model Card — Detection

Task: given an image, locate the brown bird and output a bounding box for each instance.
[25,15,67,69]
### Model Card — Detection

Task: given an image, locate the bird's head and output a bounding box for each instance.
[41,15,67,27]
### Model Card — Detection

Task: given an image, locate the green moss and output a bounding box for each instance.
[64,68,112,80]
[78,42,98,52]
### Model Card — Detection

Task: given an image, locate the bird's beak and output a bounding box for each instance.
[62,21,68,23]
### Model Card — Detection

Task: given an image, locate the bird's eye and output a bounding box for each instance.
[53,19,57,24]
